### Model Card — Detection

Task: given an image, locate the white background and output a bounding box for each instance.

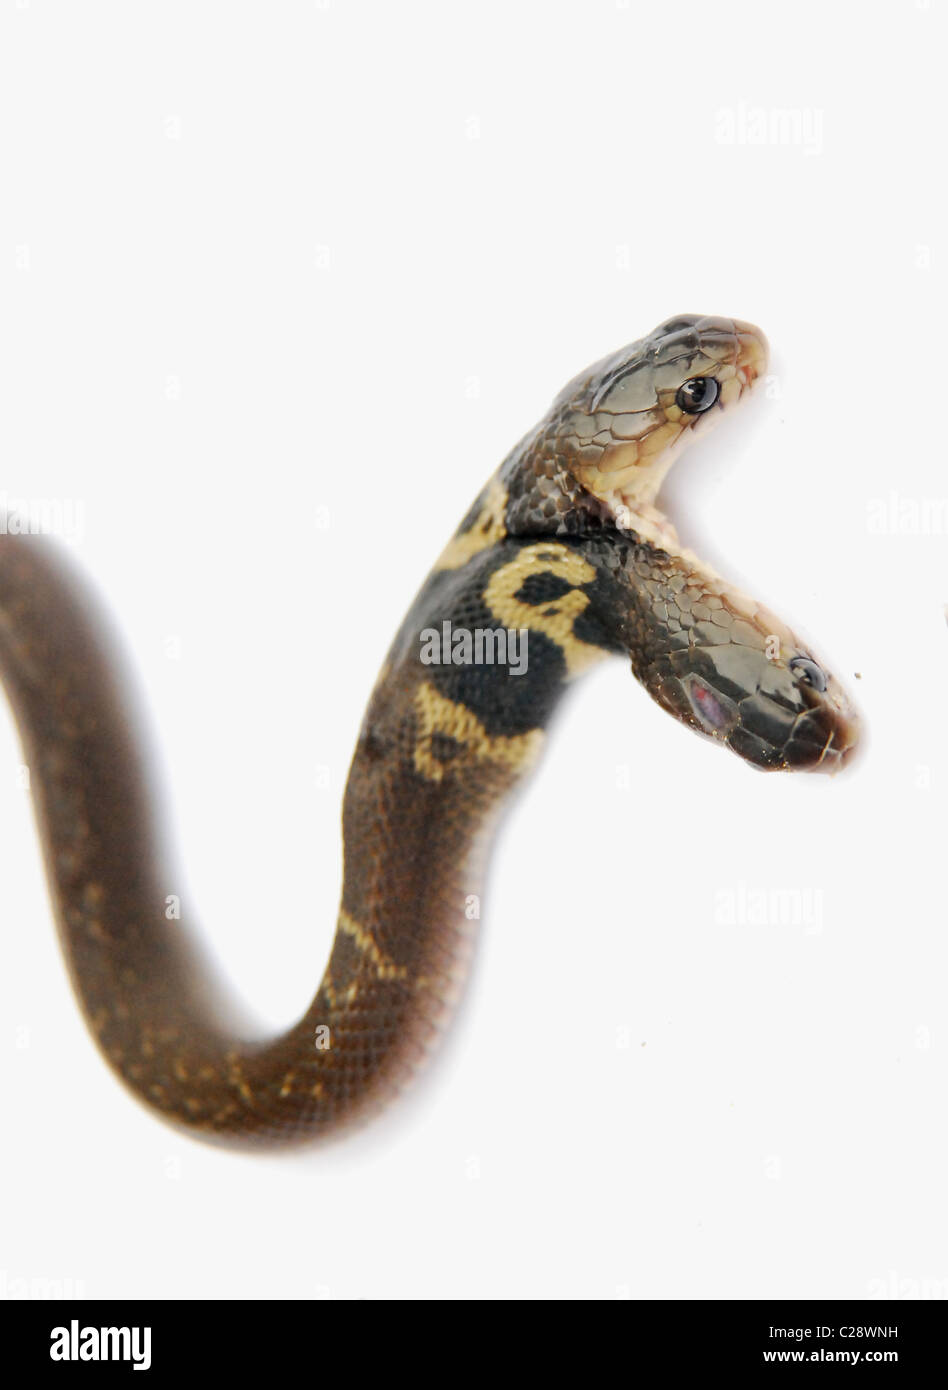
[0,0,945,1301]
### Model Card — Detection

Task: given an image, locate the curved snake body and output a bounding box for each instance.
[0,315,859,1146]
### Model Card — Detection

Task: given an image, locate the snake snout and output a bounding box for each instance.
[811,706,861,774]
[730,318,769,393]
[776,698,860,774]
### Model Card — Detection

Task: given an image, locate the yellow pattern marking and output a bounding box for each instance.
[321,972,338,1011]
[434,475,508,570]
[413,682,544,783]
[338,908,408,982]
[484,543,606,676]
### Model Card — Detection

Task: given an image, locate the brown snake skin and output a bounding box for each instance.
[0,315,859,1148]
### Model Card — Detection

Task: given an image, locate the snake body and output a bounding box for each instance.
[0,315,858,1146]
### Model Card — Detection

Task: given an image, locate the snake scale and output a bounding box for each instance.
[0,315,858,1147]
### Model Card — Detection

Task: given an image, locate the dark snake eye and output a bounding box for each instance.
[675,376,719,414]
[789,656,827,692]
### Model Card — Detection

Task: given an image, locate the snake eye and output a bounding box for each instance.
[675,376,719,414]
[789,656,827,692]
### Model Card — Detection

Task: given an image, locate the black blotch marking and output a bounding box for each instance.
[570,562,631,655]
[514,573,573,606]
[428,733,463,766]
[435,629,565,736]
[572,605,623,655]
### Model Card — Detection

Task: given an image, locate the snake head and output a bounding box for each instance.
[551,314,770,514]
[632,568,861,774]
[681,640,859,773]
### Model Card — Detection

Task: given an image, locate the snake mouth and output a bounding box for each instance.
[731,715,860,774]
